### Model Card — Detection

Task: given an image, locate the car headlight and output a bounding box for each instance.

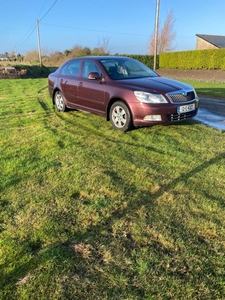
[134,91,167,104]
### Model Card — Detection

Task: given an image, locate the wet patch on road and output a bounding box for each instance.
[194,108,225,130]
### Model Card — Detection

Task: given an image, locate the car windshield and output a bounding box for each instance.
[100,58,158,80]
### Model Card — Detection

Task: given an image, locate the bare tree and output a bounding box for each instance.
[92,36,111,55]
[148,10,176,55]
[9,51,16,61]
[24,50,39,63]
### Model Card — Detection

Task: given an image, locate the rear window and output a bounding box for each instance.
[61,60,81,76]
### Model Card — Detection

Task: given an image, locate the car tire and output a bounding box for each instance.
[54,91,67,112]
[110,101,132,132]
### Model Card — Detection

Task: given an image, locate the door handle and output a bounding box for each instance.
[60,79,67,84]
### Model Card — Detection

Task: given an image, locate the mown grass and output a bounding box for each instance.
[181,80,225,99]
[0,78,225,299]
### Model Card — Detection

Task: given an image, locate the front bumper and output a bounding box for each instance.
[131,99,199,127]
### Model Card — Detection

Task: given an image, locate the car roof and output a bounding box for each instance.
[59,56,135,68]
[67,56,133,62]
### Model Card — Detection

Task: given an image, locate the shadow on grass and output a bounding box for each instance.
[1,148,224,297]
[2,96,225,298]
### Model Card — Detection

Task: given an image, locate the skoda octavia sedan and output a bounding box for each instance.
[48,56,199,131]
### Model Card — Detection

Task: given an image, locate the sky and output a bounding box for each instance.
[1,0,225,56]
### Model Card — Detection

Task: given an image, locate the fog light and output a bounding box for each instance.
[143,115,162,121]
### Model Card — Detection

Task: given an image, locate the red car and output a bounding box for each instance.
[48,56,199,131]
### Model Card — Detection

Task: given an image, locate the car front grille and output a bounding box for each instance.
[167,109,197,122]
[167,91,195,103]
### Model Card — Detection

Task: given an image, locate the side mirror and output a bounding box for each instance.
[88,72,102,80]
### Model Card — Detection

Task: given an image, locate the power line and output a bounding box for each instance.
[36,0,58,65]
[41,22,150,37]
[16,0,58,49]
[39,0,58,22]
[37,0,49,19]
[16,1,49,46]
[16,24,36,47]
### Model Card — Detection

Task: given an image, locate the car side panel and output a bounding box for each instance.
[76,78,106,115]
[59,75,79,107]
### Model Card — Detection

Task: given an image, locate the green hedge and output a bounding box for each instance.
[159,49,225,70]
[119,54,158,69]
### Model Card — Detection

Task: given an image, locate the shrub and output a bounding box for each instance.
[159,48,225,70]
[119,54,157,69]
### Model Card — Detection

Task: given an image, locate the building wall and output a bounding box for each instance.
[196,37,219,50]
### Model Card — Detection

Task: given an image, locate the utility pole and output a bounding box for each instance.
[36,19,42,66]
[153,0,160,70]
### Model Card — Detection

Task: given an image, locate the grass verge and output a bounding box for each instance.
[0,78,225,299]
[181,80,225,99]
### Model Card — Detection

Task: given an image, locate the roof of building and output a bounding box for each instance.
[0,54,9,58]
[196,34,225,48]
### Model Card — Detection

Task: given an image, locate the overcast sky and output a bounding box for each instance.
[1,0,225,55]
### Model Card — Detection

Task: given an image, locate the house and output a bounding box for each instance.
[0,54,9,61]
[196,34,225,50]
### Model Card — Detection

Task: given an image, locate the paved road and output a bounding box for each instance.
[199,96,225,116]
[194,96,225,130]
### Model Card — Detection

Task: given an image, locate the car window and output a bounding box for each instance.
[82,61,101,78]
[101,58,158,80]
[61,60,81,76]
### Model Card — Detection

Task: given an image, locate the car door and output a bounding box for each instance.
[77,60,106,115]
[59,60,81,107]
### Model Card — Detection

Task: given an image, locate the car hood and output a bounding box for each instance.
[115,76,193,94]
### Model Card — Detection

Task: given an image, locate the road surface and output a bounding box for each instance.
[195,97,225,130]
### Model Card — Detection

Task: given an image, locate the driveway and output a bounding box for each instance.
[194,96,225,130]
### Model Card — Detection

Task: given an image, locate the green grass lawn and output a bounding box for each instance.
[0,78,225,299]
[182,80,225,99]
